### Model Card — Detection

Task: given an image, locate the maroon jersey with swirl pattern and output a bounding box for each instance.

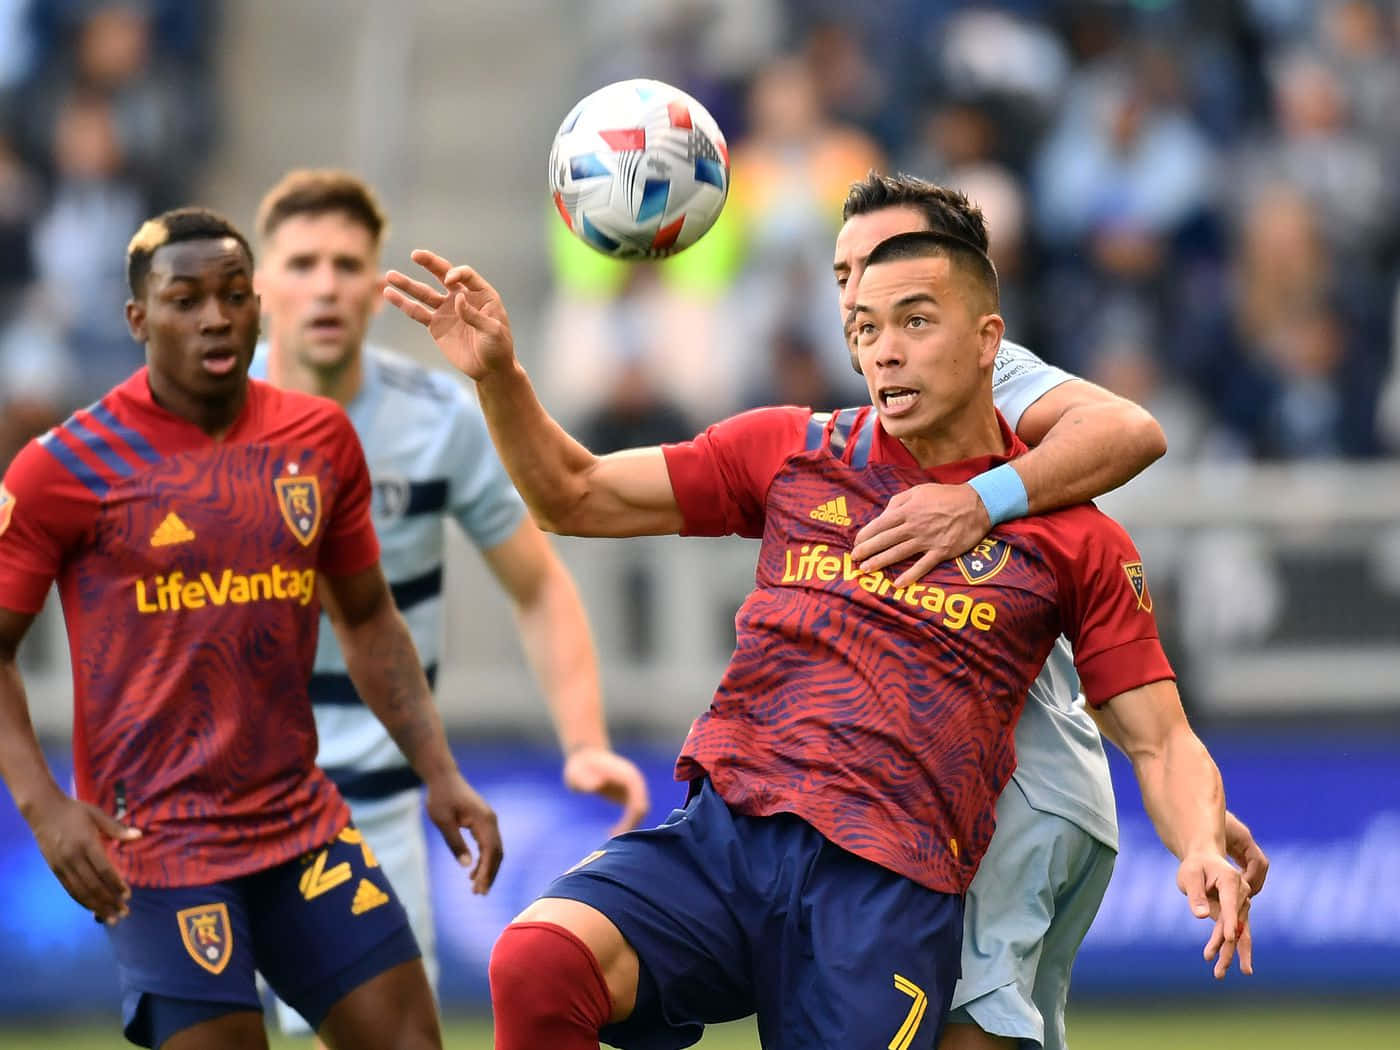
[0,371,379,887]
[662,405,1172,894]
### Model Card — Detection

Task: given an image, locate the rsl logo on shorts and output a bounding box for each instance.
[176,902,232,975]
[275,471,322,546]
[0,484,13,538]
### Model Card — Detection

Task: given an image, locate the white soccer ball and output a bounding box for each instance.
[549,78,730,259]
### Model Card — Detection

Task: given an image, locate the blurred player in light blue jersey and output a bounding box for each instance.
[834,174,1270,1050]
[249,169,650,1042]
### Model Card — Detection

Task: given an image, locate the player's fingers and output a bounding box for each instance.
[72,853,124,921]
[859,537,928,574]
[610,771,651,837]
[443,264,497,297]
[1181,866,1211,919]
[1244,850,1270,897]
[1204,919,1225,962]
[84,803,141,843]
[382,285,435,326]
[894,550,952,589]
[470,817,504,894]
[1237,913,1254,976]
[384,269,447,307]
[409,248,454,283]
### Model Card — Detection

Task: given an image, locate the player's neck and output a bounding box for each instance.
[146,372,247,439]
[267,341,364,407]
[897,401,1005,470]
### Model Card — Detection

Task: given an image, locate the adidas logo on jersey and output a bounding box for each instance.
[351,878,389,915]
[150,512,196,547]
[809,497,852,527]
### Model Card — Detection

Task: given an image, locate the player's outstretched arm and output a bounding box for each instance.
[0,607,140,923]
[482,519,650,835]
[854,379,1166,586]
[383,250,682,538]
[1089,680,1253,979]
[322,564,503,893]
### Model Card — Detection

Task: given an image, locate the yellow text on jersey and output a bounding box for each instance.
[134,566,318,613]
[780,543,997,631]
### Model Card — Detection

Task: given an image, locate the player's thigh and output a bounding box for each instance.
[247,824,424,1037]
[317,958,440,1050]
[346,789,438,989]
[1029,839,1115,1050]
[533,780,762,1049]
[159,1009,269,1050]
[759,841,965,1050]
[104,881,263,1048]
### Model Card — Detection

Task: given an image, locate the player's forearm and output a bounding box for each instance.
[337,604,458,784]
[1013,399,1165,514]
[513,567,609,755]
[0,658,68,820]
[476,361,601,533]
[1127,724,1227,860]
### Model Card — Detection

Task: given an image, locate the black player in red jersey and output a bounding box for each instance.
[385,236,1250,1050]
[0,208,501,1050]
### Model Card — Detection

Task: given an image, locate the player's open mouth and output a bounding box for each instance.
[308,316,344,336]
[879,387,919,415]
[202,351,239,376]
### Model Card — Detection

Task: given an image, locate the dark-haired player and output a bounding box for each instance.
[0,207,501,1050]
[383,235,1250,1050]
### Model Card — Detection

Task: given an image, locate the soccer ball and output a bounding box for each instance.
[549,78,730,260]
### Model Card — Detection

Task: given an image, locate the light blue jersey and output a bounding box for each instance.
[992,341,1118,850]
[250,346,527,800]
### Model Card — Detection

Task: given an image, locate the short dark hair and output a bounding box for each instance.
[843,171,990,254]
[864,230,999,311]
[256,169,388,245]
[126,207,254,298]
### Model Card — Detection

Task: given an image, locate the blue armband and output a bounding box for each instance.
[967,462,1028,526]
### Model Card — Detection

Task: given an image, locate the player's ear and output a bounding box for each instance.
[977,313,1004,369]
[125,299,147,342]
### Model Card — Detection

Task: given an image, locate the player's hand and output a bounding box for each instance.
[383,250,515,381]
[27,793,140,924]
[563,746,651,837]
[423,770,503,895]
[851,483,991,587]
[1177,851,1253,978]
[1224,810,1269,896]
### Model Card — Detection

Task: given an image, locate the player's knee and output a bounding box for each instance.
[489,921,612,1034]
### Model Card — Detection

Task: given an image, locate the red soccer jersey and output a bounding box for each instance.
[662,405,1173,894]
[0,371,380,887]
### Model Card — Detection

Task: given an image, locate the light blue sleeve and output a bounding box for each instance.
[447,387,528,550]
[992,340,1076,431]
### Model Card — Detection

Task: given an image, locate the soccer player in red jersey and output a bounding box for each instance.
[384,236,1249,1050]
[0,208,502,1050]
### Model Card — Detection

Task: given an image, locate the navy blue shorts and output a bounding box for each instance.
[106,824,420,1047]
[543,780,964,1050]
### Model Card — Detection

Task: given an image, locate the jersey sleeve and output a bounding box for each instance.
[992,340,1076,432]
[448,388,528,550]
[317,408,381,577]
[1048,510,1175,706]
[661,406,808,538]
[0,440,96,613]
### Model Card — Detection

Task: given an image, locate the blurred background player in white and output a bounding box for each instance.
[248,168,651,1040]
[834,173,1270,1050]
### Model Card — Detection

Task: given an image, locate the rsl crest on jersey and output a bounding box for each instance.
[956,537,1012,585]
[275,470,322,546]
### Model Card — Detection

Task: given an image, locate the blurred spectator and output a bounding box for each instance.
[577,356,698,454]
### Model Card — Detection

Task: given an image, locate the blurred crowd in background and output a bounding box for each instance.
[4,0,1400,478]
[0,0,216,467]
[546,0,1400,469]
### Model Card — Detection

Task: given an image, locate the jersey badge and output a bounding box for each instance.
[149,511,196,547]
[350,878,390,915]
[1123,561,1152,611]
[0,484,13,538]
[809,497,852,526]
[374,476,411,521]
[957,537,1011,584]
[177,902,232,974]
[275,473,322,546]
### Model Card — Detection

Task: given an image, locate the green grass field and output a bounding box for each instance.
[2,1006,1396,1049]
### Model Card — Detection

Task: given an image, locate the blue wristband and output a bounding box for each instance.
[966,462,1028,526]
